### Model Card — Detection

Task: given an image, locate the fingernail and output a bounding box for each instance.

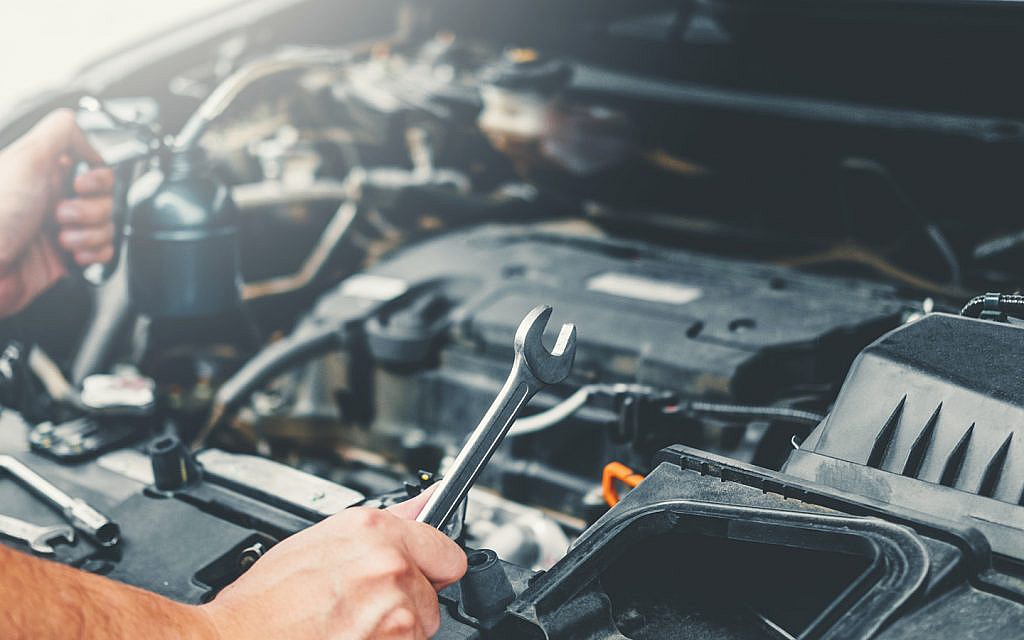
[57,203,79,223]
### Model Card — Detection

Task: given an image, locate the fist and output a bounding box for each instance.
[200,493,468,640]
[0,109,114,316]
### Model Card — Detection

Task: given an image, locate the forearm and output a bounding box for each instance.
[0,142,50,268]
[0,239,64,317]
[0,545,219,639]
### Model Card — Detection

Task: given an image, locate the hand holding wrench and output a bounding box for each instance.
[417,305,577,530]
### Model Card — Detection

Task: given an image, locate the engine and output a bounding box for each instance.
[1,1,1023,637]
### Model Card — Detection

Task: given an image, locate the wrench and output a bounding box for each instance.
[0,513,75,555]
[0,455,120,547]
[418,305,577,530]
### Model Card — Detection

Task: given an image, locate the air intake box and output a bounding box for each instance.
[786,313,1024,559]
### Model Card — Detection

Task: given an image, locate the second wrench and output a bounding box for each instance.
[417,305,577,531]
[0,513,75,555]
[0,455,120,547]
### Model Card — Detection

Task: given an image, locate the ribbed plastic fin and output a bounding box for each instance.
[902,403,941,478]
[868,395,906,469]
[978,433,1013,498]
[939,423,975,487]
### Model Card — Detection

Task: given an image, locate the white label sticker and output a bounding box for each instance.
[339,274,409,301]
[586,272,702,305]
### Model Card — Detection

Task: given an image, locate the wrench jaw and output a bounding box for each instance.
[515,305,578,386]
[417,305,578,531]
[28,526,75,555]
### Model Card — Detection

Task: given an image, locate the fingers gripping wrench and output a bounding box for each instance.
[417,305,577,530]
[0,514,74,555]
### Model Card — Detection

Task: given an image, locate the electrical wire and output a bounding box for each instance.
[837,157,963,288]
[678,401,824,426]
[925,223,963,287]
[508,387,591,436]
[961,292,1024,319]
[507,384,826,437]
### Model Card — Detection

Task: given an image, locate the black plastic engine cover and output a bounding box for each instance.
[348,224,910,403]
[293,223,914,513]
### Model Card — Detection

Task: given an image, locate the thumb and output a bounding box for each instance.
[386,484,438,521]
[29,109,104,166]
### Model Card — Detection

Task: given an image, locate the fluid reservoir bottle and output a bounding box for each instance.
[125,149,241,317]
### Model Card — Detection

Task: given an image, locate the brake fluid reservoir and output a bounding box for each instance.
[125,150,241,317]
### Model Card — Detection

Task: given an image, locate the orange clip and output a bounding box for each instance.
[602,461,644,507]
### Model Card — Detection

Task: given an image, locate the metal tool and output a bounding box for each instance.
[418,305,577,530]
[0,513,74,555]
[0,455,120,547]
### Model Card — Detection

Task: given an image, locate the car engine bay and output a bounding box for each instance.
[1,1,1023,637]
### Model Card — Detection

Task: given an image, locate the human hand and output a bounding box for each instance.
[0,108,115,316]
[198,489,468,640]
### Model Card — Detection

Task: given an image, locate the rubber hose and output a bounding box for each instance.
[194,320,343,447]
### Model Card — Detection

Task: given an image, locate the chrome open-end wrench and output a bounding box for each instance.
[417,305,577,531]
[0,455,120,547]
[0,513,75,555]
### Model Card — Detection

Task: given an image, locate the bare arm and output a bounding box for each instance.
[0,543,216,639]
[1,492,466,640]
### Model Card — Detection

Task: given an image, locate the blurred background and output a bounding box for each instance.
[1,3,1023,636]
[0,0,237,112]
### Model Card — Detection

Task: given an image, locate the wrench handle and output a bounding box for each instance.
[0,456,75,511]
[417,358,538,530]
[0,513,44,546]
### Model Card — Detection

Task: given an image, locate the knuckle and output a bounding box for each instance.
[346,507,387,529]
[48,108,74,128]
[84,200,112,223]
[378,606,418,636]
[36,109,75,140]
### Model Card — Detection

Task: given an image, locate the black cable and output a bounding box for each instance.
[838,157,963,287]
[960,292,1024,319]
[925,224,963,287]
[674,401,825,427]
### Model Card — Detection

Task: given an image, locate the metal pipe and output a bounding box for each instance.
[174,48,349,151]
